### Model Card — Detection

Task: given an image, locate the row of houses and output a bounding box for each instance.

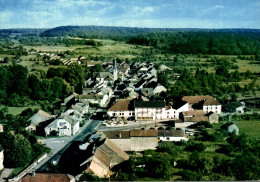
[24,98,89,137]
[107,95,221,123]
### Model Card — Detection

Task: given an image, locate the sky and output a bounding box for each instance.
[0,0,259,29]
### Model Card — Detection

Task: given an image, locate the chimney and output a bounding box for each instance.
[119,133,121,138]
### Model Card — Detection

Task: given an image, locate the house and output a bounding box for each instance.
[21,173,75,182]
[227,123,239,135]
[0,144,4,170]
[61,93,77,111]
[207,112,219,124]
[105,131,131,151]
[25,110,54,132]
[71,102,89,115]
[180,110,209,122]
[223,102,245,114]
[107,99,135,120]
[86,138,129,178]
[93,72,113,84]
[77,94,108,107]
[130,129,158,151]
[221,122,239,135]
[171,100,189,119]
[152,84,167,95]
[158,129,188,142]
[134,100,165,120]
[44,115,80,136]
[182,95,222,114]
[105,129,158,151]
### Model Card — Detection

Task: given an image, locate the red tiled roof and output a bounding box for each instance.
[22,173,73,182]
[184,116,209,122]
[130,129,157,137]
[109,99,133,111]
[182,110,205,116]
[105,131,130,139]
[182,95,221,105]
[158,129,185,137]
[94,148,111,169]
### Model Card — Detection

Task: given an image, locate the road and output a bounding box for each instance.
[30,117,102,173]
[96,120,168,132]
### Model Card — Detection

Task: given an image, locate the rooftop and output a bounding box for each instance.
[105,131,130,139]
[109,99,134,111]
[182,95,221,105]
[22,173,73,182]
[134,100,165,108]
[130,129,158,137]
[158,129,185,137]
[183,116,209,122]
[182,110,205,116]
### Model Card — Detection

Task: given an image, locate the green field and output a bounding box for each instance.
[0,105,41,116]
[232,120,260,139]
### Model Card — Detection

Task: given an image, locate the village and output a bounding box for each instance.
[0,58,249,182]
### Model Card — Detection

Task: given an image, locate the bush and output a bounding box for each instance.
[179,170,202,181]
[185,143,206,152]
[216,145,234,154]
[190,121,212,128]
[79,172,101,182]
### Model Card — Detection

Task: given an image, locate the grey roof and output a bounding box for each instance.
[158,129,185,137]
[134,100,165,108]
[29,110,53,126]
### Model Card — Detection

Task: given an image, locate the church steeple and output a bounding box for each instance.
[113,59,118,81]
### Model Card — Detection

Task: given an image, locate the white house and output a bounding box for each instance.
[107,99,135,119]
[158,129,188,142]
[134,100,166,120]
[165,101,189,119]
[77,94,109,107]
[0,144,4,170]
[105,129,158,151]
[45,115,79,136]
[182,95,222,114]
[153,84,167,95]
[223,102,246,114]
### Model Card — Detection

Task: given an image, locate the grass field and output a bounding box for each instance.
[232,120,260,139]
[0,105,41,116]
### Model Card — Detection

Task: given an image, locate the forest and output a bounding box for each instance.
[1,26,260,55]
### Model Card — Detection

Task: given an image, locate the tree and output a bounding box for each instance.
[146,158,172,179]
[7,65,28,96]
[0,132,33,167]
[63,65,84,94]
[28,74,41,99]
[79,172,101,182]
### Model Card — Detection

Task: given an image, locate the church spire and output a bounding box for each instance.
[113,59,118,81]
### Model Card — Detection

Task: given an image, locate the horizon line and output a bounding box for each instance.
[0,25,260,30]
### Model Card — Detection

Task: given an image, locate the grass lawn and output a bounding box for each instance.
[0,105,41,116]
[232,120,260,139]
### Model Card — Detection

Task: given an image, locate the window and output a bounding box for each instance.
[166,137,170,140]
[122,113,124,115]
[216,107,218,109]
[129,113,131,116]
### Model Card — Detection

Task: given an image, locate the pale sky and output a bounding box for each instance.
[0,0,259,29]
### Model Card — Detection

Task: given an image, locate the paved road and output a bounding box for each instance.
[97,120,167,132]
[30,118,102,173]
